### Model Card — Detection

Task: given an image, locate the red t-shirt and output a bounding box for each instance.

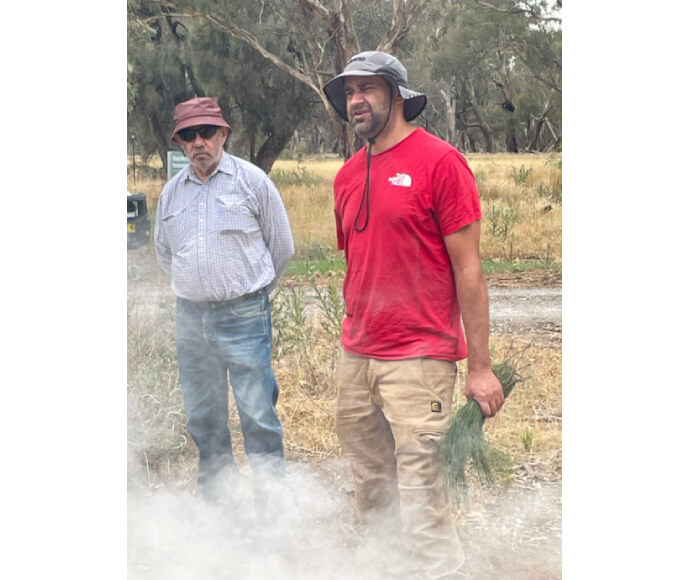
[333,128,482,361]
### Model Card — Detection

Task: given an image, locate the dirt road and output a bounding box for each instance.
[128,250,562,338]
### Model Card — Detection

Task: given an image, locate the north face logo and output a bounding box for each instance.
[388,173,412,187]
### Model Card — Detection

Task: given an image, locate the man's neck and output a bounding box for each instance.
[367,119,417,155]
[192,167,214,183]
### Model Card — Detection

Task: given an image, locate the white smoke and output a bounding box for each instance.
[128,461,414,580]
[128,458,561,580]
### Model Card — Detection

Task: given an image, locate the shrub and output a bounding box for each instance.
[270,165,324,188]
[511,165,532,185]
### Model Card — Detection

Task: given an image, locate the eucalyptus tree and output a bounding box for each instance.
[128,0,561,165]
[128,0,317,173]
[513,18,561,151]
[180,0,432,158]
[409,0,561,152]
[186,1,316,172]
[127,0,198,172]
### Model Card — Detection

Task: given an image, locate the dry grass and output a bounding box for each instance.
[481,334,562,475]
[273,154,561,263]
[127,299,197,490]
[277,182,338,248]
[468,153,562,262]
[272,157,344,181]
[128,153,561,264]
[128,175,165,209]
[273,327,341,460]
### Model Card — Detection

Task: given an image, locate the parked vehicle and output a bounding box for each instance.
[127,191,151,249]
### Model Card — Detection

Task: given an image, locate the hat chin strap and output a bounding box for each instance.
[353,85,394,233]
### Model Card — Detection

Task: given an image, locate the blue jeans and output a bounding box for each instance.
[175,289,284,498]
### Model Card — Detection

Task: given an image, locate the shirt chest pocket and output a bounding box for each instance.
[214,195,260,234]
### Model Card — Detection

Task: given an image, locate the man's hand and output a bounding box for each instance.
[465,368,504,418]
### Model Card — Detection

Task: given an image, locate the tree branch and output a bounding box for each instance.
[378,0,430,54]
[202,12,331,109]
[512,46,562,94]
[297,0,332,24]
[473,0,562,24]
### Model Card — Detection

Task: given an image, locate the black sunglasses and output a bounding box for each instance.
[177,125,219,142]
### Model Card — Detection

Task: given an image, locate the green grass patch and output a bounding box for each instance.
[286,243,346,276]
[286,256,346,276]
[286,247,559,277]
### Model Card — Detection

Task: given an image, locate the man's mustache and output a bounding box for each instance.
[349,104,371,124]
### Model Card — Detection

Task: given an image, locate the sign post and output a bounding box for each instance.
[167,151,189,180]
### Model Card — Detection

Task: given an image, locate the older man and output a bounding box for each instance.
[154,97,294,501]
[323,51,504,580]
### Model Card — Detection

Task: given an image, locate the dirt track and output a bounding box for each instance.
[127,249,562,339]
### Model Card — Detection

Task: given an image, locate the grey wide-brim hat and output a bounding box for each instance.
[323,51,427,122]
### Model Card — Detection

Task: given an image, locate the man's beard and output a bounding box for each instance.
[190,147,222,171]
[350,104,388,140]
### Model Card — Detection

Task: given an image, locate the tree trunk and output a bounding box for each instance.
[543,117,561,152]
[463,79,495,152]
[494,47,519,152]
[468,132,478,153]
[527,114,545,151]
[255,120,302,174]
[248,129,256,164]
[527,97,552,151]
[505,116,519,153]
[148,114,170,175]
[439,88,457,147]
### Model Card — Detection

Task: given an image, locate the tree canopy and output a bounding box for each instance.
[127,0,561,173]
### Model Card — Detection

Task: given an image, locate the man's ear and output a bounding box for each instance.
[219,127,230,143]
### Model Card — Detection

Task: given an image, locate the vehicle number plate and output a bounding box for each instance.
[128,223,136,233]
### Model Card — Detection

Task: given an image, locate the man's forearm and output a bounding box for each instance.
[455,267,492,372]
[444,223,502,415]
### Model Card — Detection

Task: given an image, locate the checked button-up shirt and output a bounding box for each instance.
[155,152,294,302]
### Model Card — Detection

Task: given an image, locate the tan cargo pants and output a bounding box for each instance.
[336,350,465,580]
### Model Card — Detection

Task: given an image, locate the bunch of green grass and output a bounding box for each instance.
[440,360,523,487]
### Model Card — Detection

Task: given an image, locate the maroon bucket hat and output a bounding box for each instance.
[170,97,231,140]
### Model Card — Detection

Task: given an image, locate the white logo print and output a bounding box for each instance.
[388,173,412,187]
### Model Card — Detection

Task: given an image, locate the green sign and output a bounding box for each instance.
[167,150,189,180]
